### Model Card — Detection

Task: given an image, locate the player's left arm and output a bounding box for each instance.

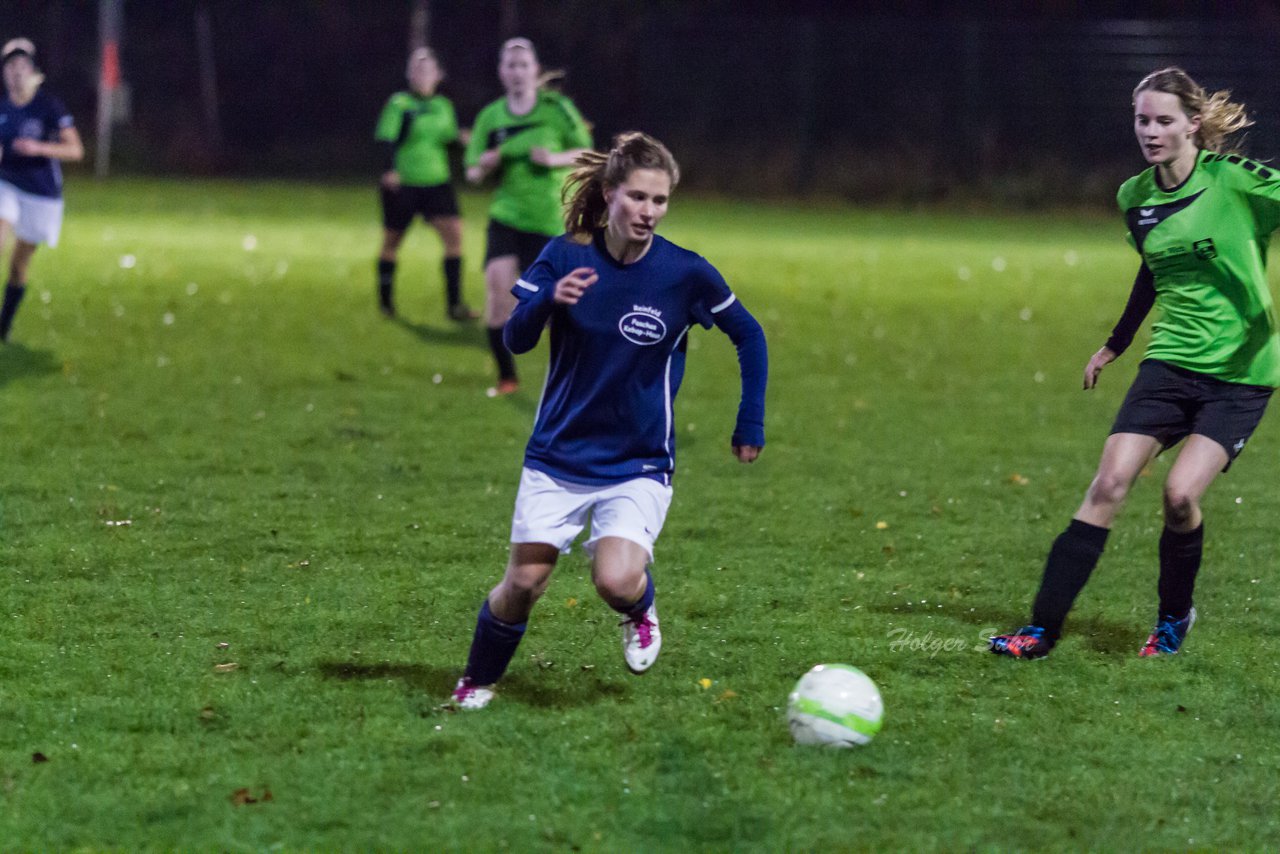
[442,99,460,146]
[691,271,765,463]
[1225,156,1280,234]
[529,147,590,168]
[530,94,593,168]
[715,300,767,462]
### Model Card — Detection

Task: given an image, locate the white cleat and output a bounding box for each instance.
[451,677,495,710]
[621,603,662,674]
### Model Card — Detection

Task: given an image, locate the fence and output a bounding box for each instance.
[3,3,1278,204]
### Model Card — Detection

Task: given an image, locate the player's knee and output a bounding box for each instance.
[592,568,643,608]
[1086,471,1131,507]
[500,569,550,604]
[1162,485,1197,525]
[439,223,463,251]
[485,275,509,297]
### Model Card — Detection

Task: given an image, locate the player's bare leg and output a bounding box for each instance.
[593,537,661,673]
[992,433,1160,658]
[453,542,560,709]
[1138,435,1225,656]
[1,236,36,342]
[483,254,520,393]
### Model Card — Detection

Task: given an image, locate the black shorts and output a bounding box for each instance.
[380,183,459,231]
[1110,359,1273,465]
[485,219,552,269]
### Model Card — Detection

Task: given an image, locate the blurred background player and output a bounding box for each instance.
[464,37,591,395]
[451,132,768,710]
[374,47,474,321]
[0,37,83,342]
[991,68,1280,660]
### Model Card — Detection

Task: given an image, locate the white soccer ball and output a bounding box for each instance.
[787,664,883,747]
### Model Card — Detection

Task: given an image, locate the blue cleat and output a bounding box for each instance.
[989,625,1054,660]
[1139,607,1196,657]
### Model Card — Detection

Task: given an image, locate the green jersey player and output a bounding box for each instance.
[373,48,474,321]
[992,67,1280,660]
[465,37,592,395]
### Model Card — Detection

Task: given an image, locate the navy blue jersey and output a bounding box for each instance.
[505,231,768,485]
[0,90,74,198]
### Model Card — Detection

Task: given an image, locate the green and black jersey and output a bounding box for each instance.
[374,91,458,188]
[1117,149,1280,387]
[465,90,592,236]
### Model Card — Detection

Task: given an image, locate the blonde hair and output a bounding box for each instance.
[500,37,564,91]
[563,132,680,237]
[1134,67,1253,153]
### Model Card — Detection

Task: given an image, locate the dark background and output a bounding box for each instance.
[2,1,1279,204]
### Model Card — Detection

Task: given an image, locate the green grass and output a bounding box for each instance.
[3,178,1280,850]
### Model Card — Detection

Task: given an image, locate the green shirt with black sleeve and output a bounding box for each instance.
[465,90,592,236]
[1117,149,1280,387]
[374,91,458,188]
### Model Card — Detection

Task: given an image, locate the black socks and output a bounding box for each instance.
[0,282,27,341]
[487,326,516,382]
[379,258,465,313]
[464,599,527,686]
[1027,518,1204,640]
[1030,519,1110,640]
[1157,524,1203,620]
[443,257,462,308]
[377,259,395,315]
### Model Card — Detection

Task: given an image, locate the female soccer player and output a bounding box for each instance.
[451,132,768,709]
[374,47,474,320]
[0,38,83,342]
[991,67,1280,660]
[464,37,591,395]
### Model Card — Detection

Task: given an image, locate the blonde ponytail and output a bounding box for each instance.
[562,132,680,237]
[1134,67,1253,154]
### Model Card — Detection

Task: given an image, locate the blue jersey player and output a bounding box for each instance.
[0,38,83,342]
[452,132,768,709]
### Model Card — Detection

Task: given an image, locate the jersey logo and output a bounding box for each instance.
[619,305,667,346]
[488,122,538,148]
[1125,189,1205,252]
[1193,238,1217,260]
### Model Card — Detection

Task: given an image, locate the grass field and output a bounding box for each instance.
[3,178,1279,850]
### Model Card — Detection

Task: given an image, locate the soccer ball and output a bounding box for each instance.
[787,664,883,747]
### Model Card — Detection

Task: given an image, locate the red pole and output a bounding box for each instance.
[96,0,122,178]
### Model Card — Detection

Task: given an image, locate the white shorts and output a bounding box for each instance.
[511,467,674,560]
[0,180,64,247]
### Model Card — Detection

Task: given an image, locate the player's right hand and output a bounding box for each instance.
[1083,346,1117,390]
[11,138,41,156]
[553,268,598,305]
[380,170,401,190]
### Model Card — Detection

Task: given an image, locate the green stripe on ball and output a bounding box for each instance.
[793,696,882,738]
